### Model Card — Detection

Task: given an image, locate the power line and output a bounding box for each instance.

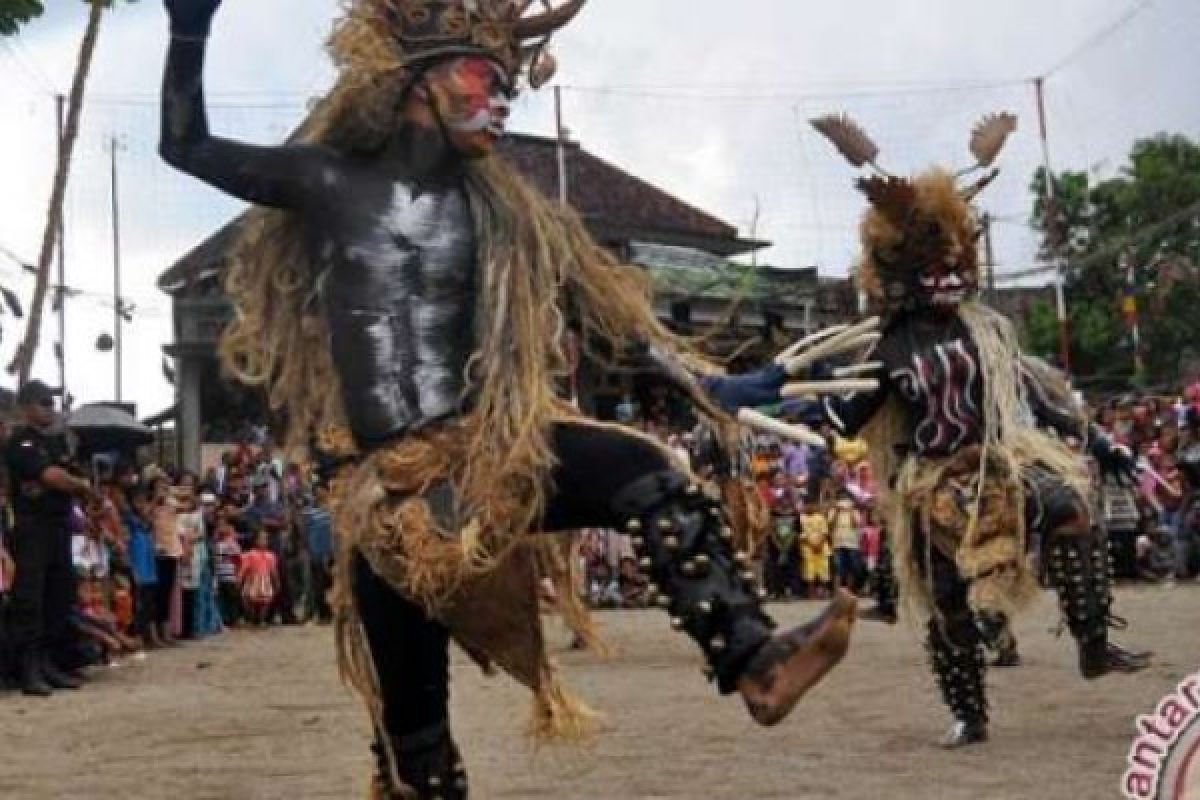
[993,199,1200,283]
[1042,0,1155,77]
[561,78,1028,103]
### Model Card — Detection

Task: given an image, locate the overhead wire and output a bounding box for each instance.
[1041,0,1155,78]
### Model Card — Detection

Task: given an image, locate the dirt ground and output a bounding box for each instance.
[1,584,1197,800]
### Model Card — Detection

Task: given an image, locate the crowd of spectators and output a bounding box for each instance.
[575,394,886,610]
[1091,387,1200,582]
[0,389,334,697]
[574,383,1200,611]
[4,381,1197,695]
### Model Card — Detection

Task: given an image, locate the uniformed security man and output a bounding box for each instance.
[5,380,93,696]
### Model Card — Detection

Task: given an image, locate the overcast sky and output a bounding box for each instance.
[0,0,1195,415]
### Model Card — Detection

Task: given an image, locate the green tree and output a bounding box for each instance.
[1028,134,1200,387]
[0,0,45,36]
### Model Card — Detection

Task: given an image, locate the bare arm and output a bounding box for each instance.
[159,0,336,209]
[40,465,91,497]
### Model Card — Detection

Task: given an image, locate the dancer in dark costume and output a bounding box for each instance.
[802,112,1152,747]
[159,2,870,796]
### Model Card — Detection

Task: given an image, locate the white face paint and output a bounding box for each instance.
[441,59,512,140]
[919,271,968,307]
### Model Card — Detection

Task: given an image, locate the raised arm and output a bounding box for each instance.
[160,0,335,209]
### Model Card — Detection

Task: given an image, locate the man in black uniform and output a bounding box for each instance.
[5,380,93,696]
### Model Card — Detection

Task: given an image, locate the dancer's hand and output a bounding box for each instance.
[1097,441,1139,487]
[165,0,222,37]
[774,316,882,398]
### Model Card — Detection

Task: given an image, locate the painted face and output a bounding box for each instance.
[909,217,977,310]
[423,56,513,158]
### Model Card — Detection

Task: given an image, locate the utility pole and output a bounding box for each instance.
[554,85,568,206]
[109,135,123,403]
[1034,77,1072,375]
[55,94,67,402]
[981,211,997,303]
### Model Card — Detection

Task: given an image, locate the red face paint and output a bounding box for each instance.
[427,56,513,158]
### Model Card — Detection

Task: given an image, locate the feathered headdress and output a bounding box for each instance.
[331,0,586,92]
[810,112,1018,310]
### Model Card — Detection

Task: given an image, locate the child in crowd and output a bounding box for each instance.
[617,556,649,608]
[74,574,142,666]
[828,489,864,593]
[587,560,622,609]
[764,469,803,600]
[151,480,182,645]
[213,511,243,627]
[860,506,883,591]
[239,530,278,626]
[176,483,204,639]
[800,499,832,599]
[112,575,135,634]
[126,489,162,648]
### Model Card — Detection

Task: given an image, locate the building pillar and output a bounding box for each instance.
[178,354,202,473]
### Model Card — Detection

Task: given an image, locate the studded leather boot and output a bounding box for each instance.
[1044,531,1151,679]
[612,471,856,727]
[927,617,988,748]
[368,721,467,800]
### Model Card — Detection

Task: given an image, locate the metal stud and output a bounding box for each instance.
[740,570,757,584]
[627,519,643,533]
[696,601,713,615]
[720,527,734,542]
[686,484,701,496]
[632,536,645,550]
[671,616,685,630]
[680,560,698,577]
[639,557,653,571]
[657,595,672,609]
[658,518,675,532]
[710,635,727,653]
[734,552,749,566]
[664,535,680,551]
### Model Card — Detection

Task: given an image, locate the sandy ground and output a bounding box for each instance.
[1,584,1197,800]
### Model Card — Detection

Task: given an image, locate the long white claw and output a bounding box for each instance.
[737,409,826,448]
[833,361,883,378]
[781,378,879,398]
[786,329,883,377]
[775,324,849,366]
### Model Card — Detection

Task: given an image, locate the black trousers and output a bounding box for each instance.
[218,582,241,626]
[6,513,73,654]
[311,559,334,623]
[134,584,158,638]
[356,421,676,738]
[154,557,178,629]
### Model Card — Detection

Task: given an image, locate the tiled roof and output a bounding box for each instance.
[498,134,741,244]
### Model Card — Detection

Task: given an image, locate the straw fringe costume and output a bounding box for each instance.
[809,114,1150,747]
[160,1,859,796]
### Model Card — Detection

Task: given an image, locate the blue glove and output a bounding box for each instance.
[698,364,788,415]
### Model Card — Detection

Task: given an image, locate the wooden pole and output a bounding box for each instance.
[9,0,107,384]
[1034,77,1072,375]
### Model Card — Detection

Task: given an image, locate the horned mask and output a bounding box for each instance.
[811,112,1018,312]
